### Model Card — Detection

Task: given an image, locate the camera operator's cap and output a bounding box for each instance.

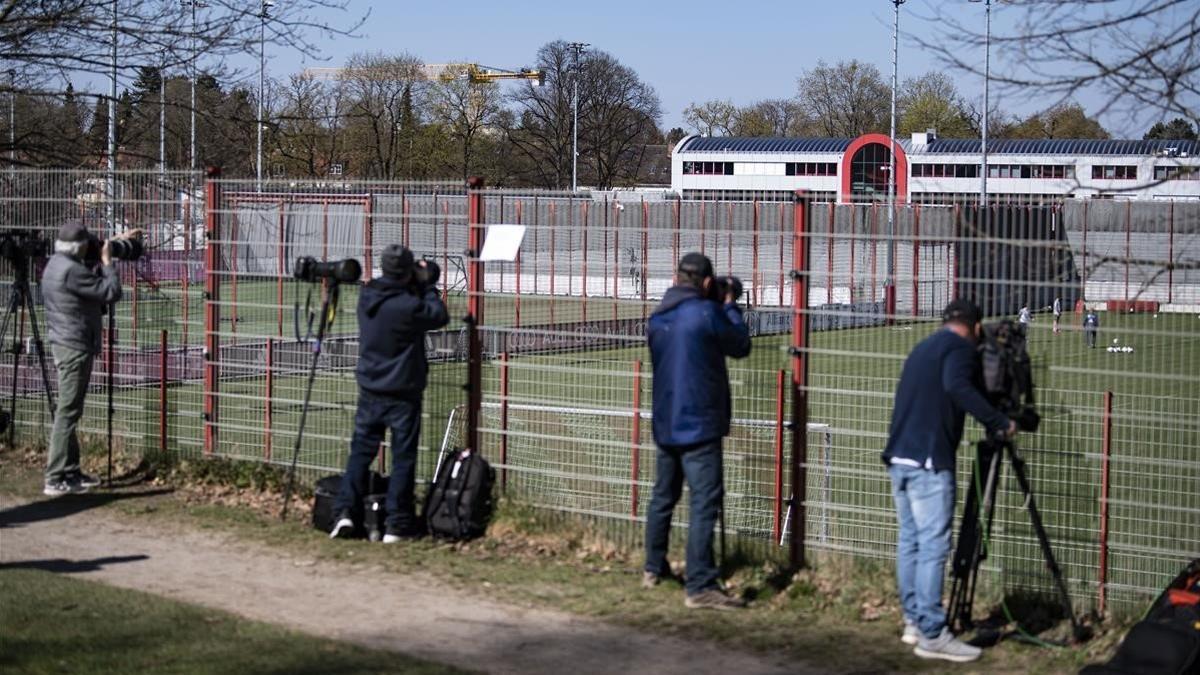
[57,221,89,243]
[381,244,414,278]
[677,252,714,278]
[942,298,983,326]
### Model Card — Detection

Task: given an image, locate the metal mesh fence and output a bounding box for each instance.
[2,172,1197,617]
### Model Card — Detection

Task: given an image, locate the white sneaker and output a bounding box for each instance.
[901,620,921,646]
[329,513,355,539]
[914,627,982,663]
[43,479,88,497]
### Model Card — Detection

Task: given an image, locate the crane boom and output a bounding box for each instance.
[302,63,543,86]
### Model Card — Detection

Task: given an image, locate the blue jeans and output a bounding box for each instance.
[644,438,723,595]
[889,464,957,638]
[334,390,422,531]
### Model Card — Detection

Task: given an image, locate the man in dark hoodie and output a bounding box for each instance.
[883,298,1015,663]
[643,252,751,610]
[330,244,449,542]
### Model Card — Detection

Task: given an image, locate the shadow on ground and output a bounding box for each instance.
[0,554,150,573]
[0,488,173,529]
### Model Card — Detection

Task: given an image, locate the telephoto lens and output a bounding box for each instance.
[108,236,144,261]
[414,258,440,289]
[712,275,743,303]
[293,256,362,284]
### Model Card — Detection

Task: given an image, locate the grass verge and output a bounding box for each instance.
[0,448,1133,674]
[0,567,466,675]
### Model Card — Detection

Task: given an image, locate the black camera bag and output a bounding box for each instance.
[311,472,388,535]
[1081,558,1200,675]
[424,448,495,541]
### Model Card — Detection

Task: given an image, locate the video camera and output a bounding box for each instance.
[0,230,50,262]
[293,257,362,284]
[979,319,1040,436]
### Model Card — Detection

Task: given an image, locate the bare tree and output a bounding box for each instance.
[683,99,737,136]
[898,72,975,137]
[578,51,661,189]
[272,73,348,178]
[339,52,426,179]
[506,40,576,188]
[914,1,1200,131]
[0,0,363,166]
[428,70,504,182]
[735,98,811,136]
[796,60,889,137]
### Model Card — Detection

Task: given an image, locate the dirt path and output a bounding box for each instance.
[0,493,807,675]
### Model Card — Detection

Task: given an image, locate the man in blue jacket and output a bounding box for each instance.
[331,245,448,542]
[643,252,751,610]
[884,298,1016,662]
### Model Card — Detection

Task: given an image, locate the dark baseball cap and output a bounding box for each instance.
[380,244,414,278]
[677,252,714,279]
[57,221,90,243]
[942,298,983,326]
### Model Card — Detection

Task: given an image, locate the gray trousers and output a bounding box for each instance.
[46,344,94,482]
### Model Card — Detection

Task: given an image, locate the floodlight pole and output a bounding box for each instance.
[108,0,117,229]
[257,1,273,191]
[887,0,904,317]
[569,42,589,192]
[971,0,992,210]
[159,65,166,176]
[9,69,15,172]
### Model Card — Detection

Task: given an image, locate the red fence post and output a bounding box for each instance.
[1082,200,1090,304]
[612,200,620,321]
[265,339,274,462]
[790,191,812,567]
[466,177,485,455]
[752,200,761,306]
[230,210,239,336]
[402,190,410,247]
[182,194,191,348]
[549,202,557,324]
[849,206,857,303]
[631,360,642,520]
[515,201,523,328]
[773,368,785,543]
[1098,390,1114,615]
[500,352,509,491]
[582,200,589,322]
[827,203,834,305]
[203,167,222,456]
[641,200,649,319]
[159,329,168,453]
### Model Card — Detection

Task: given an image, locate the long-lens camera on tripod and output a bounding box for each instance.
[0,230,50,261]
[293,256,362,284]
[949,319,1086,641]
[0,228,56,445]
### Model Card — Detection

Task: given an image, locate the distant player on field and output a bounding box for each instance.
[1017,303,1032,334]
[1052,297,1062,334]
[1084,310,1100,348]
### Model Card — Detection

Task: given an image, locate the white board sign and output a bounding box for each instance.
[479,224,527,262]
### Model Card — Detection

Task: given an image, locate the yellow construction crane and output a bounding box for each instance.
[303,63,543,86]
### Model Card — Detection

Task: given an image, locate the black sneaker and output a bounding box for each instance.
[381,523,424,543]
[72,472,102,488]
[43,479,88,497]
[329,511,355,539]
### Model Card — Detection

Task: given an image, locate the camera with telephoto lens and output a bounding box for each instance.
[0,230,50,262]
[107,233,144,261]
[709,275,743,303]
[413,257,440,290]
[293,256,362,284]
[979,319,1040,437]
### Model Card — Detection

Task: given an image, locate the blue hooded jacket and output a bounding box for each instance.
[355,277,449,396]
[647,286,752,447]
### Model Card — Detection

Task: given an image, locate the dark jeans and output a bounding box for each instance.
[334,390,422,531]
[644,438,723,595]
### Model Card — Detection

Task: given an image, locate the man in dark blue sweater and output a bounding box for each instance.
[331,245,449,542]
[643,253,751,610]
[883,298,1015,663]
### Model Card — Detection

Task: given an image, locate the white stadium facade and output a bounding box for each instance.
[670,132,1200,203]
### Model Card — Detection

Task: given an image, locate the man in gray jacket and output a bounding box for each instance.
[39,222,129,495]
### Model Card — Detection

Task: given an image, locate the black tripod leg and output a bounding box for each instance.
[1006,449,1083,639]
[0,289,20,447]
[8,295,27,449]
[106,304,115,486]
[949,441,1003,633]
[281,283,337,521]
[20,290,56,417]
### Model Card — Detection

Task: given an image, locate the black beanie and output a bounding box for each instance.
[381,244,414,279]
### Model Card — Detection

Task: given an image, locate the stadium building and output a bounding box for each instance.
[671,132,1200,203]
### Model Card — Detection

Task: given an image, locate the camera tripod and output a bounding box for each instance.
[948,437,1085,642]
[0,252,57,446]
[280,278,345,521]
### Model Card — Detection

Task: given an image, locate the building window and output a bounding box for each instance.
[1092,165,1137,180]
[785,162,837,176]
[682,161,734,176]
[982,164,1074,179]
[1154,166,1200,181]
[849,143,892,201]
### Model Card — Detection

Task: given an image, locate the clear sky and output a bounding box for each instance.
[258,0,1136,136]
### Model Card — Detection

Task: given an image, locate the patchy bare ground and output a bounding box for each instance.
[0,492,810,675]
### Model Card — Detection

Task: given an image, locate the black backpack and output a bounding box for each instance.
[424,447,495,541]
[1081,558,1200,675]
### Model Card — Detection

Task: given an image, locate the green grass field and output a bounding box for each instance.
[8,278,1198,616]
